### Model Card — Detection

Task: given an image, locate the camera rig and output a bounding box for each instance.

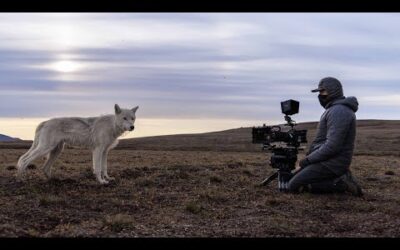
[252,99,308,191]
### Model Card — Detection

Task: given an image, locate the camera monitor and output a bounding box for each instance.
[281,99,299,116]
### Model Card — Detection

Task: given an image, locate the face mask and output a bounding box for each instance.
[318,94,330,108]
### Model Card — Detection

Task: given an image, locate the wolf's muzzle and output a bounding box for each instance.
[129,125,135,131]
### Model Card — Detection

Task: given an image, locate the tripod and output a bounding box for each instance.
[260,171,279,186]
[259,152,300,191]
[255,113,307,190]
[260,168,302,192]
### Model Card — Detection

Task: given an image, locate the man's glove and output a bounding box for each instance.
[299,158,311,169]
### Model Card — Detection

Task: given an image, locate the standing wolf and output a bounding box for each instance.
[17,104,138,184]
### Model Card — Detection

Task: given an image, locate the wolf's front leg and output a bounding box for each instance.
[92,147,109,184]
[101,150,115,181]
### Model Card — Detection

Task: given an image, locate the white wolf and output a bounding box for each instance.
[17,104,138,184]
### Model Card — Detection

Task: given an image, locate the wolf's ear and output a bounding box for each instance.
[115,104,122,114]
[131,106,139,113]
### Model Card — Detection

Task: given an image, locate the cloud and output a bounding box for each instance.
[0,13,264,51]
[0,13,399,139]
[359,95,400,107]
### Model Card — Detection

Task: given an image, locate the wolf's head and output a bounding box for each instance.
[114,104,139,132]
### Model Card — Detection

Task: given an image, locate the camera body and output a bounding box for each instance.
[252,99,308,189]
[252,99,307,153]
[252,125,307,149]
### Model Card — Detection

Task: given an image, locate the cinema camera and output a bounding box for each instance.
[252,99,308,191]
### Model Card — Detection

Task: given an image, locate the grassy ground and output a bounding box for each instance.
[1,147,399,237]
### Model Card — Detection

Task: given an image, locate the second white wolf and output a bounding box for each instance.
[17,104,138,184]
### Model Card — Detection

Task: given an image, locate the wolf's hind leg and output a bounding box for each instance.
[43,142,64,179]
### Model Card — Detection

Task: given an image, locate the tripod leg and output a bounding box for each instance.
[260,172,279,186]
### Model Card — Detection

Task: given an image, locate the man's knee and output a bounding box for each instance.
[286,166,319,193]
[287,177,303,193]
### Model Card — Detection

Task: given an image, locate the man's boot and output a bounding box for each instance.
[336,171,363,197]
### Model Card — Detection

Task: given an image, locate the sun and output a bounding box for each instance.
[52,60,81,73]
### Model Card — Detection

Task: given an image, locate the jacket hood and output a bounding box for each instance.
[329,96,359,112]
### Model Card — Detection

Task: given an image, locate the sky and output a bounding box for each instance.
[1,13,400,140]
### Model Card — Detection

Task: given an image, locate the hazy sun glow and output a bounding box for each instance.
[52,60,81,73]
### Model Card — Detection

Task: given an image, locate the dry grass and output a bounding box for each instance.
[103,214,135,233]
[0,120,399,237]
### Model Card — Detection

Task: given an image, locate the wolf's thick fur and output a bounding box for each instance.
[17,104,138,184]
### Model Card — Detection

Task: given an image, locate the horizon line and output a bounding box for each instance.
[2,118,399,142]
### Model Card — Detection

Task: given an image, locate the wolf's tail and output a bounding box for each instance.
[17,121,46,169]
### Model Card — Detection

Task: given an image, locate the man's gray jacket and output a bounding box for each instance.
[306,96,359,175]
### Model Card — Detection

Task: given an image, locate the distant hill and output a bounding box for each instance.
[1,120,400,155]
[115,119,400,156]
[0,134,21,142]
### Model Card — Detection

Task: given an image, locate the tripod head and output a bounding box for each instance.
[284,114,296,129]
